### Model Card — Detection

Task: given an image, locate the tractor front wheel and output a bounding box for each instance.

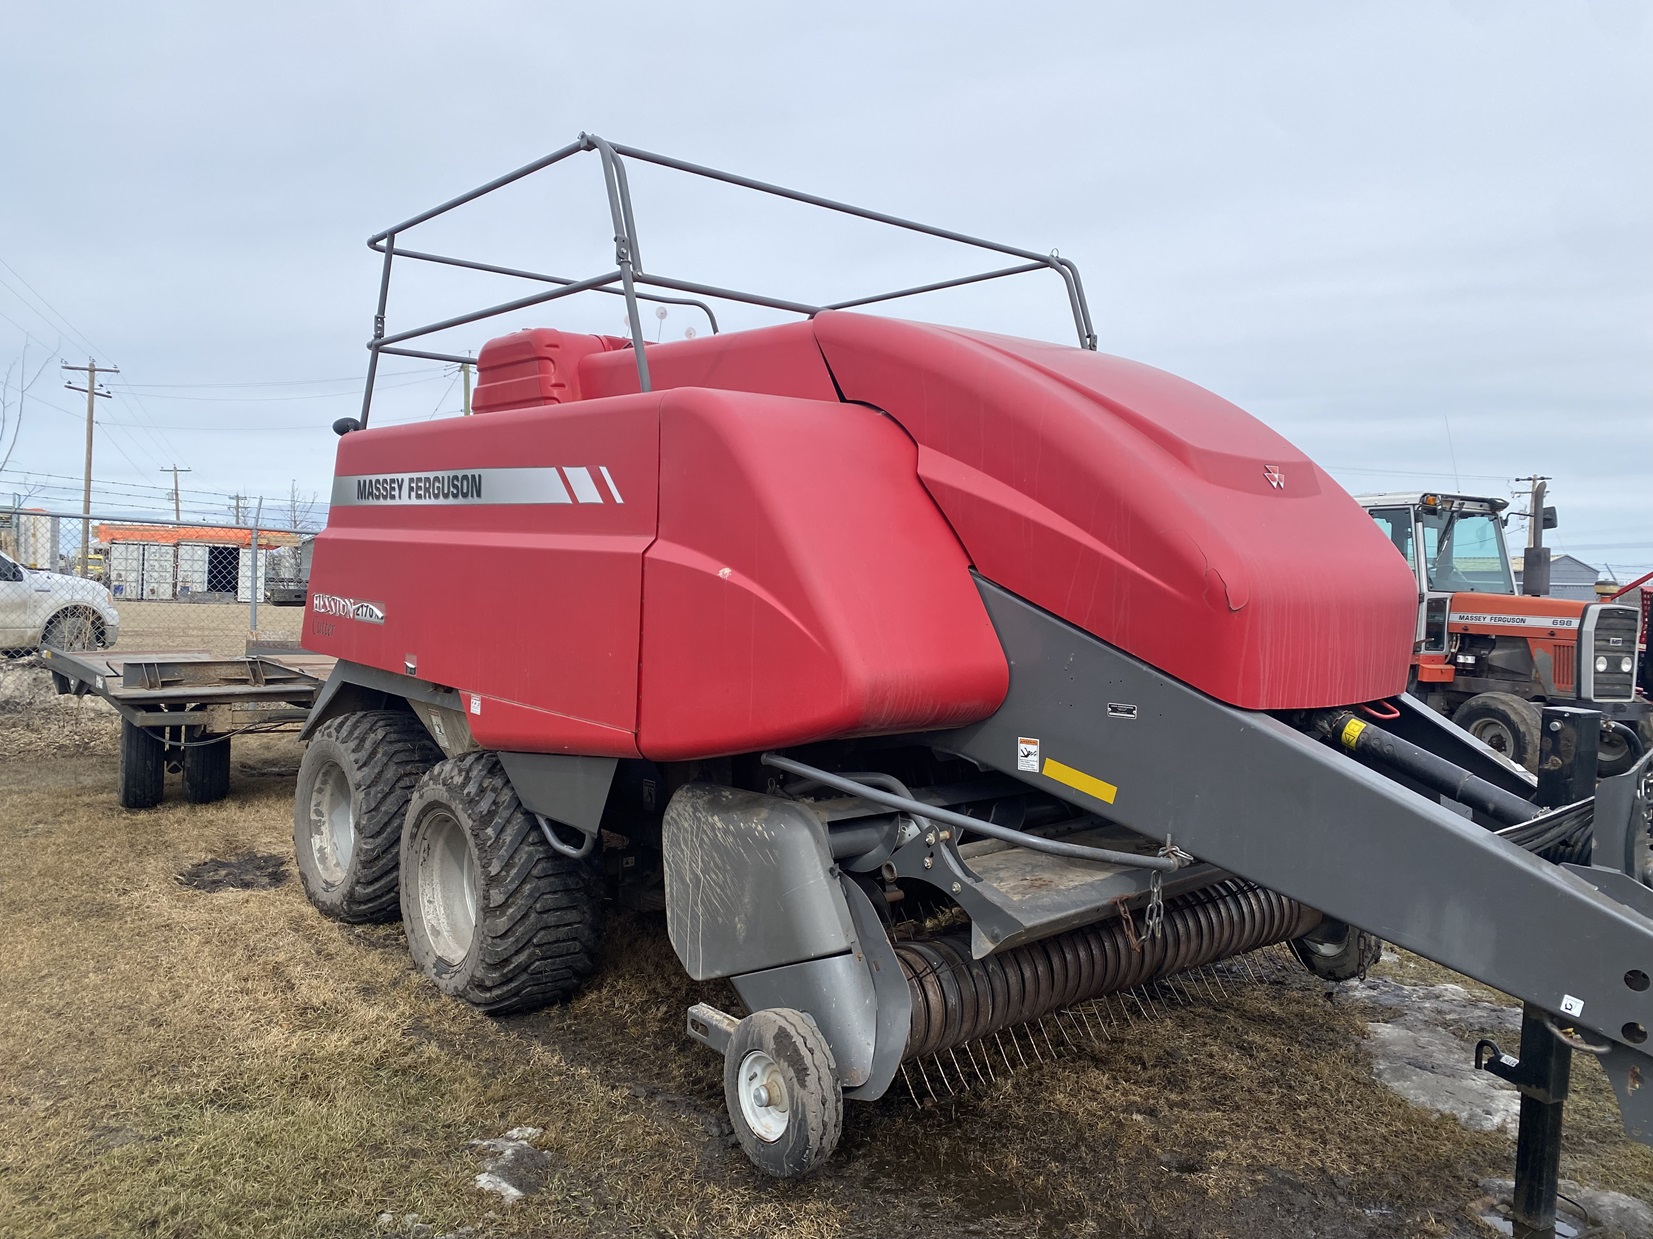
[1452,692,1541,772]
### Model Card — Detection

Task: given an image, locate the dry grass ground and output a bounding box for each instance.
[0,658,1648,1238]
[108,599,304,658]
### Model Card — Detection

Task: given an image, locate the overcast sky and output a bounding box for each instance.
[1,2,1648,574]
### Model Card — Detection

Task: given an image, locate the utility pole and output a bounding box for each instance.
[62,358,117,577]
[162,465,191,600]
[229,493,246,524]
[462,356,473,416]
[160,464,191,521]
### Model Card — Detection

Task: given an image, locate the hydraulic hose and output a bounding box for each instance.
[760,753,1184,872]
[1319,711,1541,826]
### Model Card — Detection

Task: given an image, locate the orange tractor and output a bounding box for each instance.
[1360,492,1648,774]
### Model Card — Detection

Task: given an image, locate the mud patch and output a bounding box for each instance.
[176,852,289,892]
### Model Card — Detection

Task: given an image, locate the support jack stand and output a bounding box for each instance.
[1470,704,1600,1239]
[1476,1008,1573,1239]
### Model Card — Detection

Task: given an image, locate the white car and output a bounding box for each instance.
[0,549,121,653]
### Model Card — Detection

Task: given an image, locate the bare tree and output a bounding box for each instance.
[0,340,60,475]
[286,480,320,532]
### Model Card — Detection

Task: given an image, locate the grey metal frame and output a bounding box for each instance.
[356,133,1098,426]
[938,579,1653,1142]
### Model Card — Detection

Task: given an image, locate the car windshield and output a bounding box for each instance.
[1420,508,1514,594]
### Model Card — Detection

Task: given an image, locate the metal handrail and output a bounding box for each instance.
[355,132,1098,427]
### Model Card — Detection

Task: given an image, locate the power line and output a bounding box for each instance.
[110,365,444,389]
[99,372,448,402]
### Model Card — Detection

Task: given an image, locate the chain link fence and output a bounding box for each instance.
[1,507,312,658]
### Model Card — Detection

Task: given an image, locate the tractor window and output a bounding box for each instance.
[1368,508,1417,572]
[1420,509,1514,594]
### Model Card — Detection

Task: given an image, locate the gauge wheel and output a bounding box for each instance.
[723,1008,843,1178]
[1597,722,1645,779]
[399,752,602,1014]
[1452,693,1542,772]
[1291,919,1383,982]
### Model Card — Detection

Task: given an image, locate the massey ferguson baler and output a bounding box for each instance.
[294,137,1653,1190]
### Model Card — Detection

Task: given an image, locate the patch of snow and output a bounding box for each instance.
[469,1132,554,1204]
[1344,977,1521,1133]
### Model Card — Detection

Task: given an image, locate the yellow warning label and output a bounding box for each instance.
[1340,718,1367,749]
[1042,757,1118,805]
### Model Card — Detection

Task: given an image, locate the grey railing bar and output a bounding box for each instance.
[372,271,623,349]
[368,244,720,333]
[824,261,1049,311]
[367,140,585,245]
[375,345,474,366]
[634,273,823,317]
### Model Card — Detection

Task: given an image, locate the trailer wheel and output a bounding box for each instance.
[182,736,232,804]
[118,718,166,810]
[1452,692,1541,772]
[724,1008,842,1178]
[1291,919,1383,982]
[400,752,602,1014]
[294,711,441,923]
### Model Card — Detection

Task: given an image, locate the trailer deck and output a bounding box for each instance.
[41,645,334,807]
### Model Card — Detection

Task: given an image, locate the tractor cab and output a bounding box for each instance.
[1358,492,1647,773]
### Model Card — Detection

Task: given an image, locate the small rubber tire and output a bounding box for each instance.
[400,752,602,1014]
[724,1008,843,1178]
[1291,919,1383,982]
[293,710,442,923]
[1453,692,1542,772]
[1597,722,1644,779]
[182,737,232,804]
[118,718,165,810]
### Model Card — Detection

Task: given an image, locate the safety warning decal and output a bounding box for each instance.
[1017,737,1041,772]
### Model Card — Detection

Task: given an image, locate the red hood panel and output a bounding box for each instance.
[814,312,1419,710]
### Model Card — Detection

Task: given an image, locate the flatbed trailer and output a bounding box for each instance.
[41,645,334,808]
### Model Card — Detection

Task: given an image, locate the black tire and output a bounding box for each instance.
[118,718,165,810]
[293,711,441,923]
[724,1008,843,1178]
[1597,722,1646,779]
[400,752,603,1014]
[1291,919,1383,982]
[1452,692,1542,772]
[183,736,232,804]
[42,608,103,651]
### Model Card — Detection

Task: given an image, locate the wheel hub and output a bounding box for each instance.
[736,1050,790,1143]
[1470,718,1516,756]
[413,807,478,965]
[308,763,355,886]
